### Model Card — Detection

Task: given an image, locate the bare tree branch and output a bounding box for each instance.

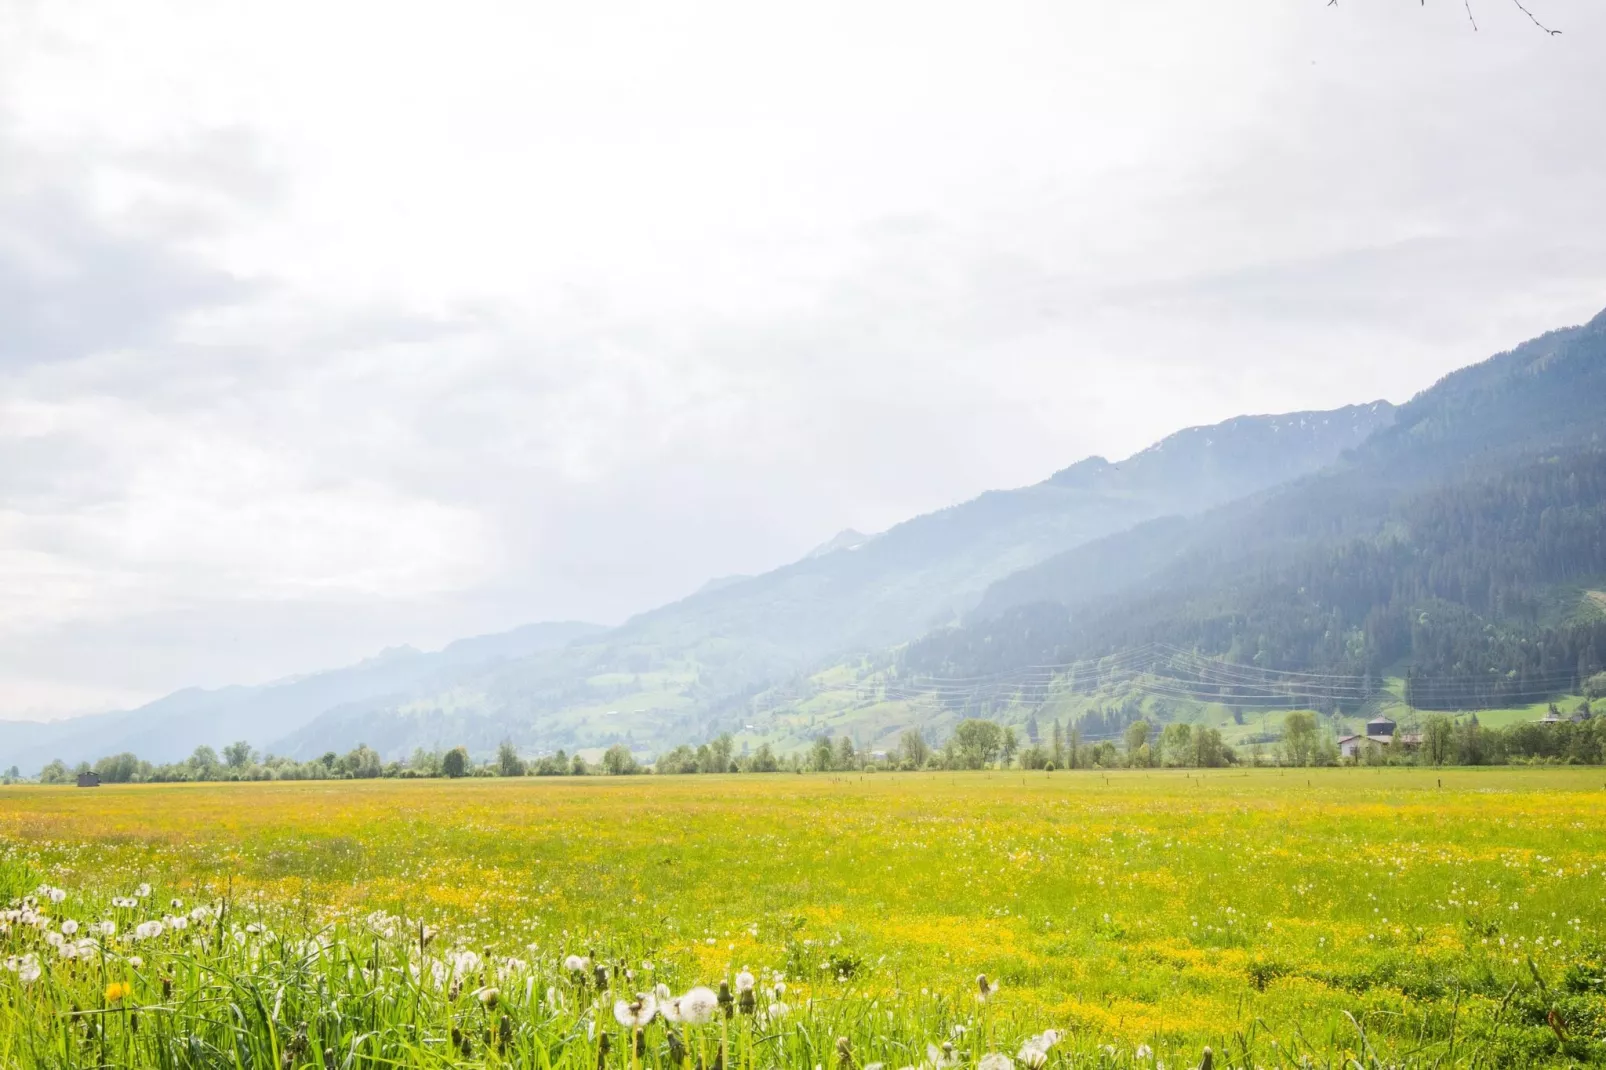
[1325,0,1560,34]
[1508,0,1561,34]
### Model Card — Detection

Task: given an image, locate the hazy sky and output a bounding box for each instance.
[2,0,1603,719]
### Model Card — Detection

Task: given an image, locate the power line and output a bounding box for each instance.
[764,643,1590,718]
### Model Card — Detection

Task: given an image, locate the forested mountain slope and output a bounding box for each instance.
[907,306,1606,711]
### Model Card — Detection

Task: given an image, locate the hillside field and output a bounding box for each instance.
[2,770,1605,1067]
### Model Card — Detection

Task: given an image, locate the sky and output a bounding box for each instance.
[2,0,1604,720]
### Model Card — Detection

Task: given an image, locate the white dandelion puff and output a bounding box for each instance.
[1017,1030,1060,1068]
[614,993,658,1027]
[977,1055,1013,1070]
[136,884,151,899]
[735,968,756,993]
[135,921,164,940]
[680,986,718,1025]
[60,920,79,936]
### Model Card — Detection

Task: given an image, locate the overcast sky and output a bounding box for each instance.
[2,0,1603,719]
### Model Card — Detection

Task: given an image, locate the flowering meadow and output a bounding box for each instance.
[1,768,1604,1068]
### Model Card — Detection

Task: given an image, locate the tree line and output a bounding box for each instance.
[19,696,1605,787]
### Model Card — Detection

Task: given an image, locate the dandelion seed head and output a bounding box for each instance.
[614,993,658,1027]
[680,986,718,1024]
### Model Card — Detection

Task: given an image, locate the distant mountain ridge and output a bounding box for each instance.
[2,397,1403,770]
[1047,402,1395,501]
[0,621,604,771]
[265,400,1395,760]
[806,529,876,558]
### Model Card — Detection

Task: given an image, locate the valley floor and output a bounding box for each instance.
[2,769,1604,1066]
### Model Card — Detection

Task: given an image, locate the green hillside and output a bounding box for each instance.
[267,404,1395,760]
[902,305,1606,718]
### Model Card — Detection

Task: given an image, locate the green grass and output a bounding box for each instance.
[3,769,1605,1067]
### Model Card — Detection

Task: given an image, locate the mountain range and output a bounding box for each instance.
[904,307,1606,708]
[7,302,1606,772]
[3,397,1394,769]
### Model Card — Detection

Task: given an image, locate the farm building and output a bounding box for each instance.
[1336,716,1422,759]
[76,771,102,788]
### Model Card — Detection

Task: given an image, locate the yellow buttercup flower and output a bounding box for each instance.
[104,982,133,1004]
